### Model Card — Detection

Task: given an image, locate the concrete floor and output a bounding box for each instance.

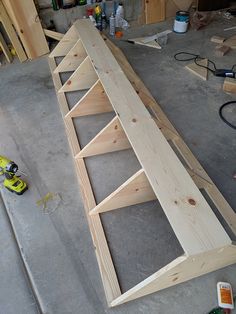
[0,15,236,314]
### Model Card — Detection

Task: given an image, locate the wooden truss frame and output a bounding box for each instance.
[49,20,236,307]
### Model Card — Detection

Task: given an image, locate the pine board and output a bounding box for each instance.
[73,20,230,256]
[2,0,49,59]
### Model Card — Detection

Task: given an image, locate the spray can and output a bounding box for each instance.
[109,13,115,36]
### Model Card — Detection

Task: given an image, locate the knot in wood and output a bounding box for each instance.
[188,198,196,206]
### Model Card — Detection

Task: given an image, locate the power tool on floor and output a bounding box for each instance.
[0,155,28,195]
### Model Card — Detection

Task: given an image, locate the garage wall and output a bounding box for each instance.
[38,0,143,32]
[38,0,193,32]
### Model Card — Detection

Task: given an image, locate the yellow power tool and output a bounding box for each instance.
[0,155,28,195]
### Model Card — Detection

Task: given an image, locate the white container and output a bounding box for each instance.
[217,282,234,310]
[115,4,124,27]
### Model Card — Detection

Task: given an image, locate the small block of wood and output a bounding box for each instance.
[185,58,208,81]
[224,35,236,49]
[211,35,225,44]
[223,77,236,94]
[44,29,64,41]
[215,45,230,57]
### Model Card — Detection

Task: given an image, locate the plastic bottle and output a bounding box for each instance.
[109,13,115,36]
[115,3,124,27]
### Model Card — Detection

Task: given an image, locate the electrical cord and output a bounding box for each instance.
[174,52,236,77]
[219,101,236,130]
[175,52,236,130]
[174,52,216,74]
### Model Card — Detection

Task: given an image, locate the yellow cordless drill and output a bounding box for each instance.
[0,155,28,195]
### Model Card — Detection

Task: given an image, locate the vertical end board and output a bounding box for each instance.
[2,0,49,59]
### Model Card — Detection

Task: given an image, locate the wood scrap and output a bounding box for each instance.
[224,26,236,32]
[127,37,161,49]
[185,58,208,80]
[142,30,172,43]
[211,35,225,44]
[223,35,236,49]
[0,31,12,63]
[127,30,172,49]
[215,45,230,57]
[44,29,64,41]
[223,78,236,94]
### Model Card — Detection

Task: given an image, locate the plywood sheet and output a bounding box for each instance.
[145,0,165,24]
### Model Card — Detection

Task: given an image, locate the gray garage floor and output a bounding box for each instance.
[0,15,236,314]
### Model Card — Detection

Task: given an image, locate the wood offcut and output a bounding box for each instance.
[223,78,236,94]
[185,58,208,80]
